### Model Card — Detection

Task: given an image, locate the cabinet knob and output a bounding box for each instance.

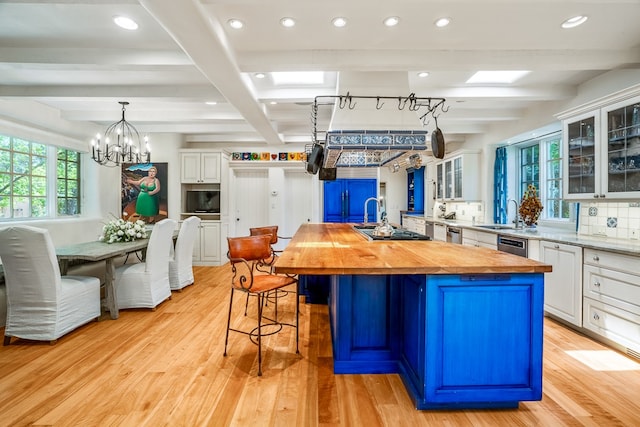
[593,313,600,321]
[600,194,606,198]
[594,281,601,287]
[593,194,599,198]
[554,244,559,249]
[593,255,599,261]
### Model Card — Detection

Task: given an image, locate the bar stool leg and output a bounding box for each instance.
[223,288,235,357]
[257,293,264,376]
[295,286,300,354]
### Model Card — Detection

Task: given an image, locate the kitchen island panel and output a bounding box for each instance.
[421,274,543,409]
[330,274,400,374]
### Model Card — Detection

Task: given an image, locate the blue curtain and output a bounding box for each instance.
[493,146,508,224]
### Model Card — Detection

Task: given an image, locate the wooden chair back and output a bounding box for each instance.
[227,235,272,263]
[249,226,278,245]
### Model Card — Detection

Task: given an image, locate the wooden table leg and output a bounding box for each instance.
[104,258,119,320]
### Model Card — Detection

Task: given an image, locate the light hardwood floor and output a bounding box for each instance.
[1,265,640,426]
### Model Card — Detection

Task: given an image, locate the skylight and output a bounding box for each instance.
[466,70,530,84]
[271,71,324,85]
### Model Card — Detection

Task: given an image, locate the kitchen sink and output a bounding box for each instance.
[353,225,431,241]
[475,224,514,230]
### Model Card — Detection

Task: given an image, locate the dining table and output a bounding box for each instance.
[56,238,152,320]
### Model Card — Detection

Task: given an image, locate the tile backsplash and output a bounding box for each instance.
[579,202,640,240]
[445,202,485,223]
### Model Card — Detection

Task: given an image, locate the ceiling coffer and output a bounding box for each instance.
[309,92,448,172]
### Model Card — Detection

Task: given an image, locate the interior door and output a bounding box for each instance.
[283,170,313,238]
[233,169,268,236]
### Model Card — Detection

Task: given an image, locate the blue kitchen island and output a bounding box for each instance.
[274,223,552,410]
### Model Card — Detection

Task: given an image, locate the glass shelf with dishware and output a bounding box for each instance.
[561,91,640,199]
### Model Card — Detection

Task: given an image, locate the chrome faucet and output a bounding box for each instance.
[363,197,381,224]
[509,199,523,229]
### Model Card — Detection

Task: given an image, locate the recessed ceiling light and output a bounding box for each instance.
[383,16,400,27]
[561,15,588,29]
[228,19,244,29]
[434,17,450,28]
[113,16,138,30]
[466,70,530,84]
[417,71,430,78]
[254,72,266,79]
[205,101,217,105]
[332,17,347,28]
[280,17,296,28]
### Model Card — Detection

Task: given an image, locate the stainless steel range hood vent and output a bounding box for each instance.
[310,72,447,170]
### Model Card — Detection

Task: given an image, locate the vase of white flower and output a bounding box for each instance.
[99,218,148,243]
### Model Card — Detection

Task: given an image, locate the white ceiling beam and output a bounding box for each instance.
[0,85,221,98]
[138,0,282,144]
[236,49,640,72]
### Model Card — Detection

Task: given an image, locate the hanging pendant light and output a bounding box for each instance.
[90,101,150,167]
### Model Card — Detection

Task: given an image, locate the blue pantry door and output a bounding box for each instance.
[323,179,377,223]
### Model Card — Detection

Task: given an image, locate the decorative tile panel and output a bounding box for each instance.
[325,130,428,168]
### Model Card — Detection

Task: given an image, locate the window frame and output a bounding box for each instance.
[0,133,82,221]
[516,131,575,224]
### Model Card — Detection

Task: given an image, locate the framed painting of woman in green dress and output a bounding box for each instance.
[121,163,168,224]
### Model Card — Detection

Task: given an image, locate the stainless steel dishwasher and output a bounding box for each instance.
[497,234,528,257]
[446,226,462,244]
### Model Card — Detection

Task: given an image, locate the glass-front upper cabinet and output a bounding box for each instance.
[560,90,640,200]
[436,163,443,199]
[453,156,463,199]
[434,152,480,202]
[563,111,598,200]
[444,160,453,199]
[602,97,640,197]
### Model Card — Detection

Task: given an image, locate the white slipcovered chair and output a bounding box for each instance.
[169,216,201,291]
[0,226,100,345]
[115,218,176,310]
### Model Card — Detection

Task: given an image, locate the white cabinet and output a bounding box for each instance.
[433,222,447,242]
[462,229,496,249]
[403,216,426,234]
[541,241,583,326]
[582,248,640,354]
[560,92,640,200]
[435,151,480,201]
[600,96,640,198]
[181,152,221,183]
[192,221,221,264]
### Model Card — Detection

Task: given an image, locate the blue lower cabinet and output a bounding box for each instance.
[329,273,545,410]
[329,275,400,373]
[298,275,331,304]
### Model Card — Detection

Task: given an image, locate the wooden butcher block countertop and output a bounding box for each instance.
[274,223,552,276]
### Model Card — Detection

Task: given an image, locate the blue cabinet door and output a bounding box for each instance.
[323,179,377,223]
[323,180,346,223]
[407,167,425,213]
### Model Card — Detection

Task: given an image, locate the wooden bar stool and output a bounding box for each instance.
[224,235,299,376]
